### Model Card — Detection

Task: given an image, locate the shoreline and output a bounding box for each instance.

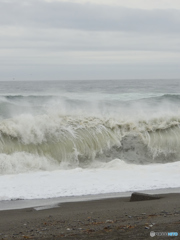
[0,191,179,239]
[0,187,180,211]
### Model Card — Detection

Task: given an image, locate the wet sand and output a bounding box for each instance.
[0,193,180,240]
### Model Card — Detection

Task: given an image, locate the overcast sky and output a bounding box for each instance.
[0,0,180,80]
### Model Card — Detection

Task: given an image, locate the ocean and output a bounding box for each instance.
[0,79,180,200]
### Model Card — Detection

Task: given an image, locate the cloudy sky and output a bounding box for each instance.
[0,0,180,80]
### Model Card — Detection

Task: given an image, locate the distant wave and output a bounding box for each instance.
[136,94,180,104]
[1,93,180,104]
[0,93,180,117]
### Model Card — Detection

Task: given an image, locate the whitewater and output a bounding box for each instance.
[0,80,180,201]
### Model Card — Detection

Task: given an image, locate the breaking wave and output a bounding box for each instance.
[0,111,180,174]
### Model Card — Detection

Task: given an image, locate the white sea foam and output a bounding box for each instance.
[0,152,59,175]
[0,159,179,200]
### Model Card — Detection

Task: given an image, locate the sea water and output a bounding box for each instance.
[0,80,180,200]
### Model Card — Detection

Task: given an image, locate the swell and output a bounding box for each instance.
[1,93,180,103]
[1,93,180,119]
[136,94,180,105]
[0,114,180,172]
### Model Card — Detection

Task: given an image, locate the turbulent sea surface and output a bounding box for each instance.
[0,80,180,200]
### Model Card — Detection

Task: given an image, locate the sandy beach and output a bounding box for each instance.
[0,192,179,240]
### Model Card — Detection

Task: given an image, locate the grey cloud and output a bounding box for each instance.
[1,30,180,53]
[0,0,180,33]
[1,0,180,81]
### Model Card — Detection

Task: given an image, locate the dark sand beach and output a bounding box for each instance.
[0,193,180,240]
